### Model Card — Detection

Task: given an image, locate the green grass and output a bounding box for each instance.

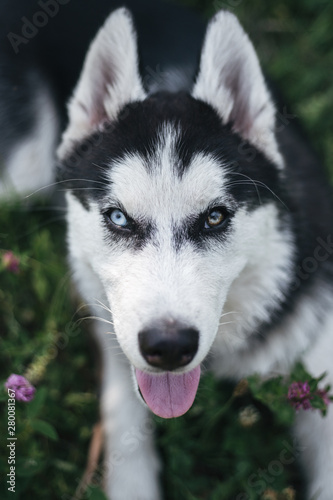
[1,1,333,499]
[0,202,100,499]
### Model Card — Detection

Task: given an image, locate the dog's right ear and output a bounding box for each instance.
[57,8,145,159]
[193,11,282,167]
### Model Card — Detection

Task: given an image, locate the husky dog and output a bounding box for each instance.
[5,1,332,498]
[55,7,333,499]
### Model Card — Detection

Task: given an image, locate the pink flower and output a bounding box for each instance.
[5,374,36,402]
[288,381,312,411]
[2,251,20,274]
[288,381,331,412]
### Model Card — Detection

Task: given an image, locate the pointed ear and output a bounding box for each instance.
[57,7,145,159]
[193,11,282,166]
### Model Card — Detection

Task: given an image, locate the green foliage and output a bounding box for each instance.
[248,362,331,420]
[247,375,295,427]
[0,201,99,499]
[157,374,298,500]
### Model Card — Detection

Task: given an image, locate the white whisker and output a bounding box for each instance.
[218,320,236,327]
[76,315,115,328]
[24,177,109,199]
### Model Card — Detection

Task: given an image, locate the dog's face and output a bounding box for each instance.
[57,9,295,417]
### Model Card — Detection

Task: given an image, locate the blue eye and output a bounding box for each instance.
[109,209,128,228]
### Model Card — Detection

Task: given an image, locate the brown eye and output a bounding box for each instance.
[205,208,225,229]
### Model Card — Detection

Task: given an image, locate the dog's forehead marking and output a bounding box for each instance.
[106,126,229,222]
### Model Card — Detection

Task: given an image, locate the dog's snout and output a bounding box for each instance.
[139,320,199,371]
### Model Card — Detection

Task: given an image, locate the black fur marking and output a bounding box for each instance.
[173,209,233,251]
[102,207,155,250]
[57,92,283,207]
[57,90,333,344]
[248,112,333,343]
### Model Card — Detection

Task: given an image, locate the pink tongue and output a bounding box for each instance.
[135,366,201,418]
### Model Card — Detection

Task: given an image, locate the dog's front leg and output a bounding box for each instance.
[293,407,333,500]
[294,326,333,500]
[93,321,161,500]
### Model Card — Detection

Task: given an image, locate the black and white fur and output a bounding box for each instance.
[3,3,333,499]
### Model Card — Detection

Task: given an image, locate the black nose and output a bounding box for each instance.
[139,320,199,371]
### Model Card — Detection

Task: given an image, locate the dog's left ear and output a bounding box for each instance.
[193,11,282,166]
[57,7,145,159]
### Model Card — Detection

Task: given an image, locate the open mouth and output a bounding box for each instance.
[135,366,201,419]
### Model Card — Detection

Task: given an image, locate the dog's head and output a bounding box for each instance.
[57,8,295,418]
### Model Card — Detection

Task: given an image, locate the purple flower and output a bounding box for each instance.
[2,251,20,274]
[288,381,310,399]
[288,380,332,412]
[317,389,330,406]
[288,381,312,411]
[5,374,36,402]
